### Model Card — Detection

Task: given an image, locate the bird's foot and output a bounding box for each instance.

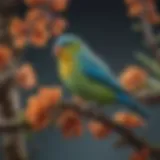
[87,101,99,109]
[72,96,87,106]
[72,96,98,111]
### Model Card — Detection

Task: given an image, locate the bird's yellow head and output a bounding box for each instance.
[53,34,81,63]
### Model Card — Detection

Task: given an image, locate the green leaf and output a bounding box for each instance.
[25,132,33,140]
[135,52,160,79]
[17,109,25,122]
[131,23,142,32]
[155,34,160,43]
[141,41,147,47]
[16,109,34,140]
[150,144,160,149]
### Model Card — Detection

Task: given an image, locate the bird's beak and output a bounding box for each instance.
[54,46,63,57]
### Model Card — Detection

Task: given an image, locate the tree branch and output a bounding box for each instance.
[138,94,160,105]
[58,101,160,159]
[0,100,160,159]
[0,122,29,133]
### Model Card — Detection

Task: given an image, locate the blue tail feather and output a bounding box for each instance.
[116,93,150,119]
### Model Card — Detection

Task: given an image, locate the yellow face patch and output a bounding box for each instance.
[57,44,80,80]
[58,52,74,80]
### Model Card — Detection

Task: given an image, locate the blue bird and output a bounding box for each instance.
[54,33,151,120]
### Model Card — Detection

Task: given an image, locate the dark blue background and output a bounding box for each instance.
[2,0,160,160]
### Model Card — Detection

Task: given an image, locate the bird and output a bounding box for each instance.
[53,33,150,120]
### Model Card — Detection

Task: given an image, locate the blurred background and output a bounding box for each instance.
[1,0,160,160]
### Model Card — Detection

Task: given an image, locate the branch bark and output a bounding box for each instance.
[0,121,29,133]
[59,101,160,160]
[0,3,29,159]
[139,0,160,59]
[0,65,29,160]
[0,100,160,159]
[138,94,160,105]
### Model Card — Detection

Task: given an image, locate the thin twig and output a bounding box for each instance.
[139,0,160,59]
[138,94,160,105]
[59,101,160,159]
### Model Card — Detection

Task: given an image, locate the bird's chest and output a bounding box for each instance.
[59,62,73,80]
[62,71,88,93]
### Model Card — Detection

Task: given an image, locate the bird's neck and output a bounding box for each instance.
[59,60,74,80]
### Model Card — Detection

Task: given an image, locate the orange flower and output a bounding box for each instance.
[16,63,37,90]
[88,120,112,139]
[146,0,160,25]
[25,9,45,24]
[9,17,27,37]
[140,147,150,159]
[33,16,50,30]
[119,65,148,92]
[25,95,50,130]
[130,152,144,160]
[130,147,150,160]
[38,87,62,107]
[51,18,68,36]
[57,110,83,138]
[0,45,12,70]
[13,36,28,49]
[127,3,143,17]
[50,0,69,12]
[125,0,159,24]
[113,111,145,128]
[25,9,50,29]
[25,87,61,131]
[29,27,50,47]
[24,0,47,7]
[147,12,160,25]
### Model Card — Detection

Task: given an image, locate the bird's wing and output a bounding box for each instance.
[78,49,150,120]
[79,51,126,93]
